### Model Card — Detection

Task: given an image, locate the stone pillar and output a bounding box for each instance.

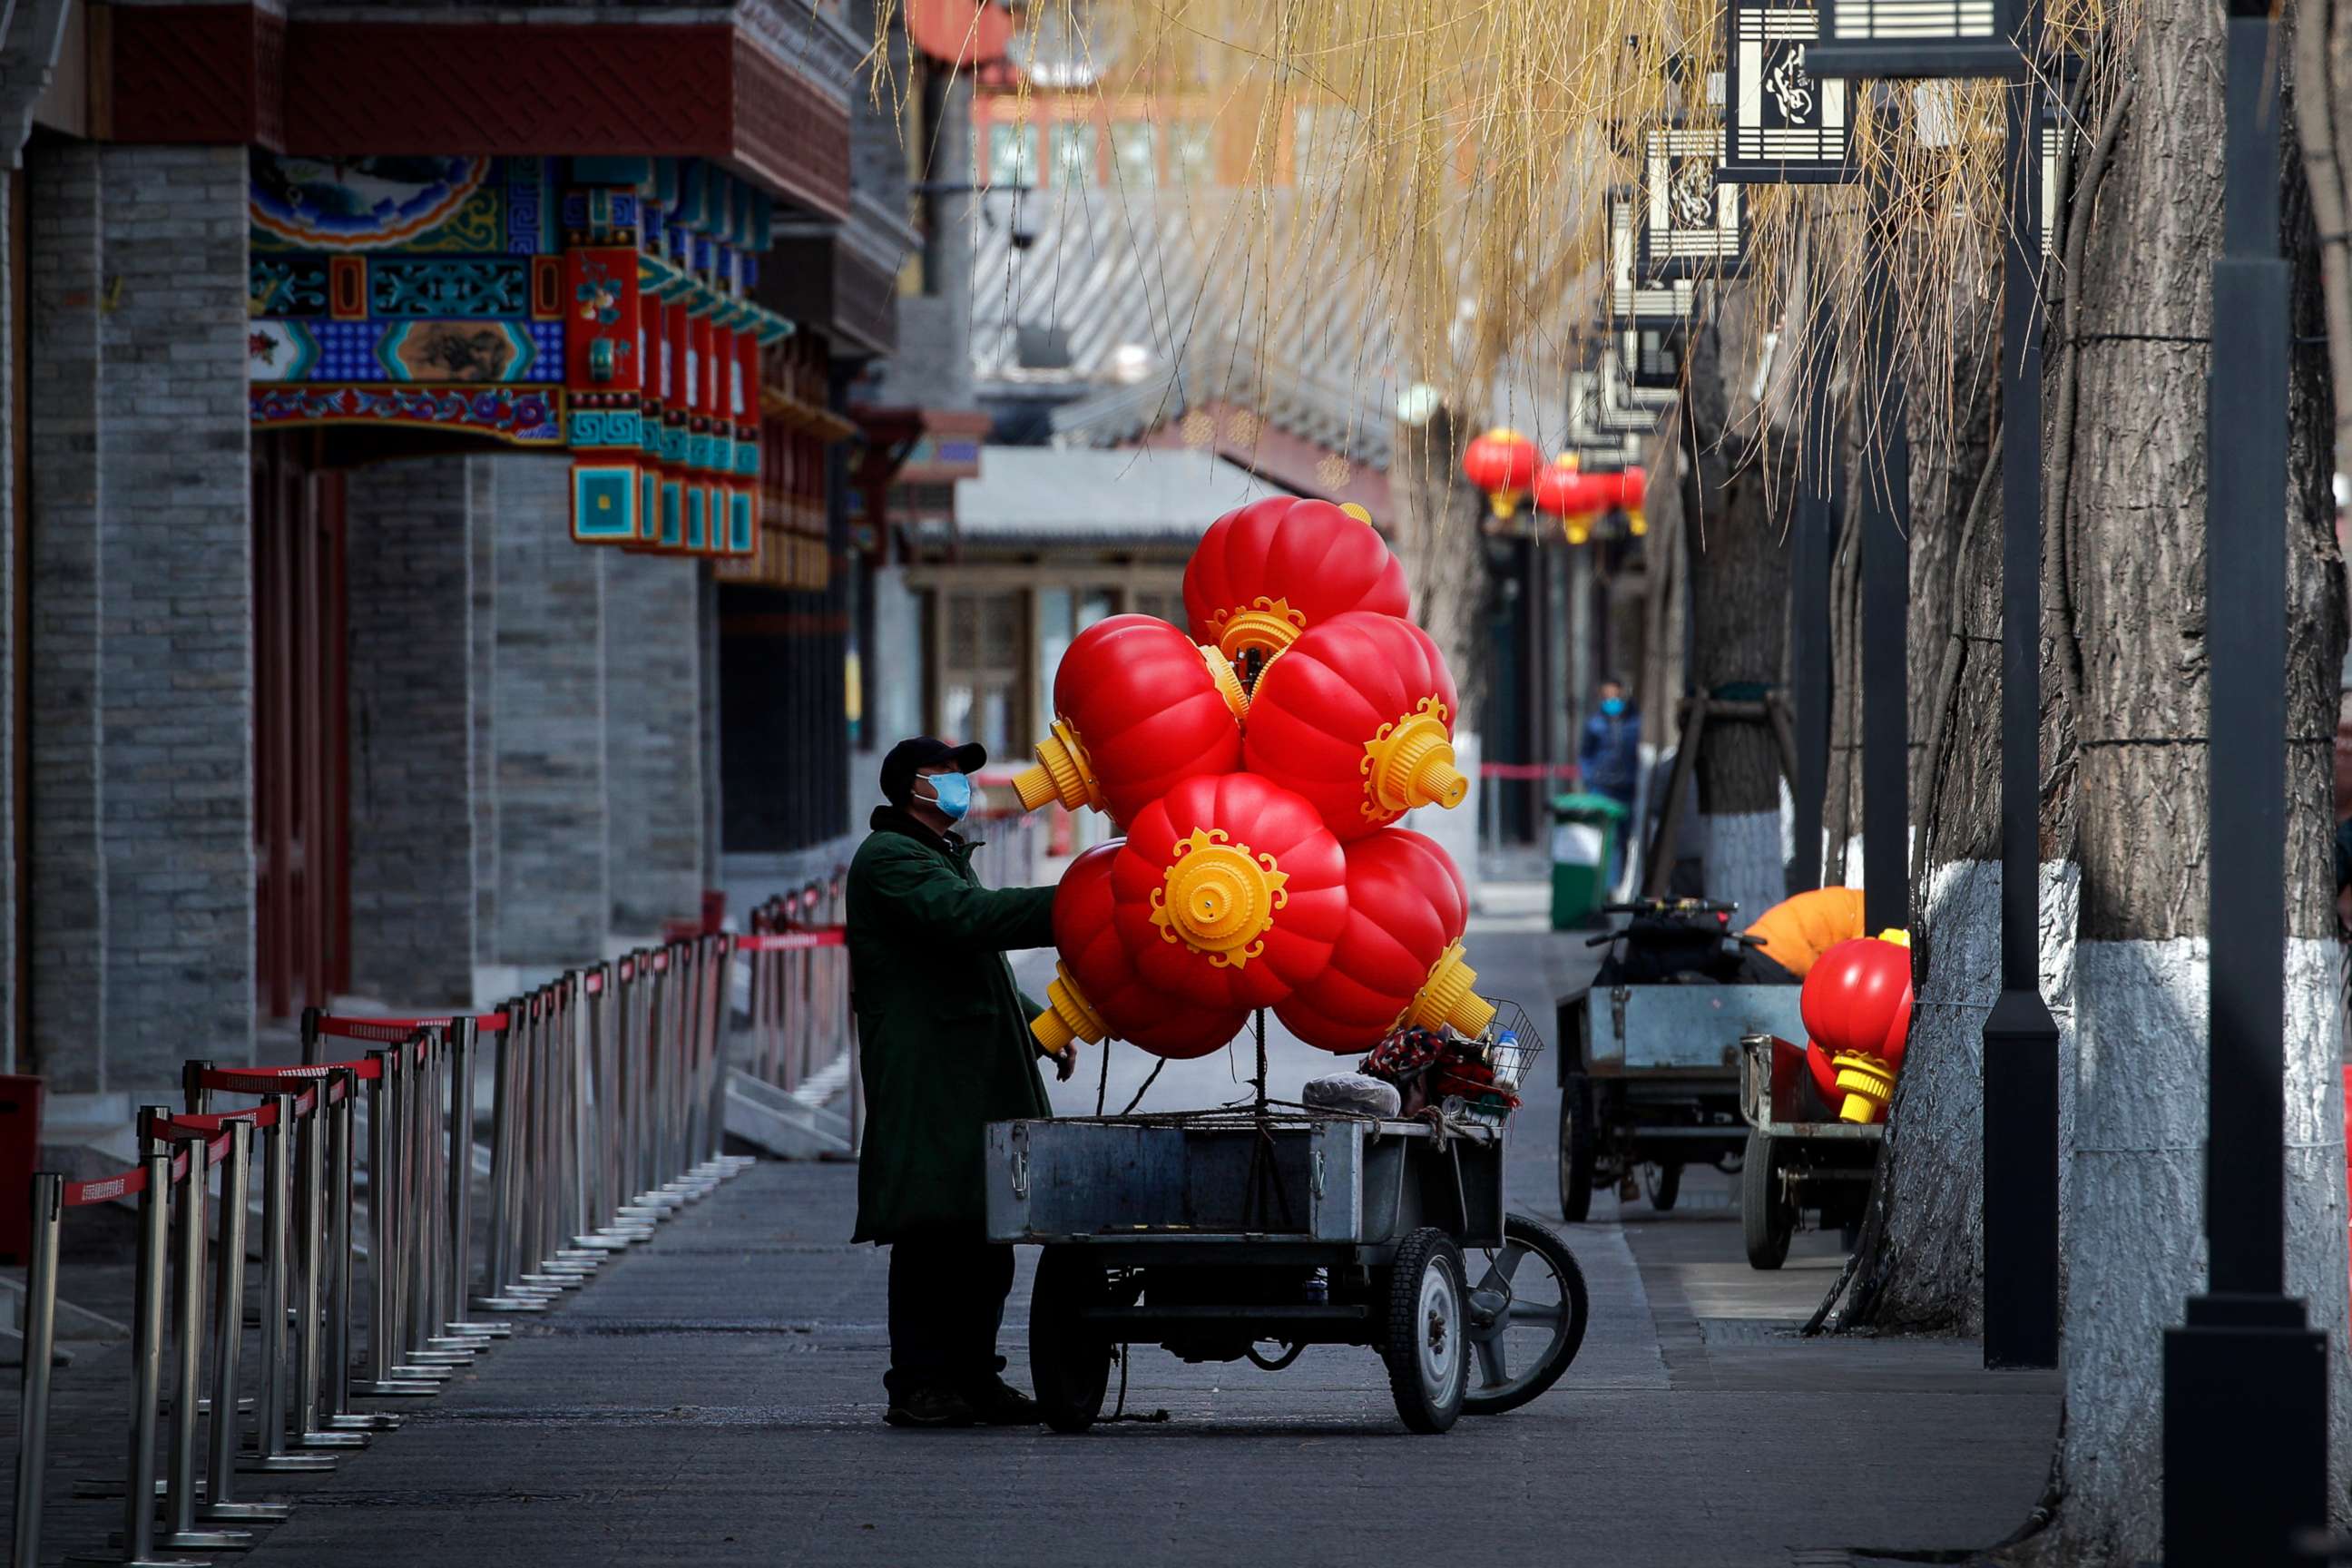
[344,457,475,1005]
[490,456,610,966]
[24,143,104,1088]
[602,552,703,933]
[95,144,254,1079]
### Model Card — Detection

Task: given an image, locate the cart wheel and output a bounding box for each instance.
[1381,1228,1470,1434]
[1740,1131,1795,1271]
[1029,1247,1112,1434]
[1645,1161,1682,1213]
[1558,1073,1596,1222]
[1463,1214,1591,1416]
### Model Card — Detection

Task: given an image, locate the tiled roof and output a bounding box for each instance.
[950,443,1291,545]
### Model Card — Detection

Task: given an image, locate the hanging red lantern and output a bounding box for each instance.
[1461,427,1542,518]
[1181,496,1410,670]
[1616,466,1650,537]
[1533,456,1608,544]
[1030,845,1250,1061]
[1274,828,1494,1053]
[1010,614,1249,826]
[1109,772,1348,1013]
[1242,612,1467,840]
[1800,931,1916,1123]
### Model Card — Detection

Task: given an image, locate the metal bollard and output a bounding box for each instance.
[443,1017,514,1335]
[69,1121,201,1568]
[13,1171,62,1568]
[243,1093,338,1472]
[156,1122,250,1551]
[544,979,603,1269]
[404,1032,474,1365]
[378,1046,456,1382]
[475,997,554,1311]
[197,1119,291,1525]
[318,1067,399,1432]
[352,1050,438,1396]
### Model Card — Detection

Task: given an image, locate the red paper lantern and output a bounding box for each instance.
[1800,932,1916,1123]
[1182,496,1410,668]
[1461,427,1541,518]
[1533,456,1608,544]
[1274,828,1494,1053]
[1110,772,1348,1013]
[1242,612,1467,840]
[1011,614,1249,826]
[1030,845,1250,1061]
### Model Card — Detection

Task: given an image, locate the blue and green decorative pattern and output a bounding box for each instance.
[567,407,643,447]
[729,491,756,556]
[571,464,640,544]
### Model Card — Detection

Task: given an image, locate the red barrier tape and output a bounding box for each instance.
[312,1011,510,1044]
[192,1058,381,1084]
[1478,762,1582,780]
[737,929,846,952]
[63,1167,146,1207]
[195,1069,324,1117]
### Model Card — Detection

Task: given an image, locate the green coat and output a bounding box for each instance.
[847,807,1059,1243]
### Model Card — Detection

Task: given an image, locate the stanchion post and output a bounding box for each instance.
[13,1171,62,1568]
[244,1091,338,1471]
[157,1122,249,1551]
[70,1120,201,1568]
[197,1119,290,1524]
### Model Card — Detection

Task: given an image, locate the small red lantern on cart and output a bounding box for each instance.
[1181,496,1410,671]
[1243,612,1468,840]
[1461,427,1542,519]
[1800,931,1916,1123]
[1031,844,1250,1061]
[1009,613,1248,828]
[1275,828,1495,1053]
[1109,772,1348,1013]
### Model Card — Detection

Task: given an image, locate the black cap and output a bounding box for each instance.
[880,737,987,808]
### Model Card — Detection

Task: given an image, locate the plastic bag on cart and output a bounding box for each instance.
[1302,1073,1403,1119]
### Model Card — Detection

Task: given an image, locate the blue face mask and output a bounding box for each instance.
[924,771,974,822]
[1601,697,1626,717]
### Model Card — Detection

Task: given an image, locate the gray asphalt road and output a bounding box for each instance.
[117,916,2055,1568]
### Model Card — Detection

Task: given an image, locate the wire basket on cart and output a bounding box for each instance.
[1436,1001,1546,1128]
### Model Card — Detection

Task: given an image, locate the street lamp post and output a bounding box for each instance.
[2159,0,2331,1556]
[1812,0,2058,1373]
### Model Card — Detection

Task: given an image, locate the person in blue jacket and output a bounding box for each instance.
[1578,679,1642,885]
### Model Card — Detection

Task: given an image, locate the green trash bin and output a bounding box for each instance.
[1550,792,1629,930]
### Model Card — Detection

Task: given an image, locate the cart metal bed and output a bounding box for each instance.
[985,1104,1586,1434]
[1735,1033,1884,1269]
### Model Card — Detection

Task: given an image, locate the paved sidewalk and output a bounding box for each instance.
[211,920,2056,1568]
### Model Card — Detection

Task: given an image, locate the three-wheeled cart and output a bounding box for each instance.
[1555,979,1808,1220]
[986,1053,1589,1433]
[1735,1033,1883,1269]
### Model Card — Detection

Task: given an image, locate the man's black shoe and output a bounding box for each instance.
[883,1387,979,1428]
[965,1377,1042,1426]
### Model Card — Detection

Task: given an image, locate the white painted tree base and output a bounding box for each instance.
[1703,809,1783,923]
[2048,936,2352,1562]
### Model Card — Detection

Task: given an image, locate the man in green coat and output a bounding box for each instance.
[848,737,1072,1429]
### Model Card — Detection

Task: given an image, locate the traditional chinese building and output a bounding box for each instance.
[0,0,916,1107]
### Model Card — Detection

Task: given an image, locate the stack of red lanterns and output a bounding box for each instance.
[1016,495,1497,1063]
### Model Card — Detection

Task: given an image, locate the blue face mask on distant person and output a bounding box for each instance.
[1601,697,1626,717]
[924,772,973,822]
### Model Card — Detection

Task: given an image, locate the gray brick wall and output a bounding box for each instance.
[25,143,105,1088]
[344,456,475,1004]
[488,455,609,964]
[94,143,254,1081]
[699,571,722,887]
[602,552,702,932]
[468,456,498,965]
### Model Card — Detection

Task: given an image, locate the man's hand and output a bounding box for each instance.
[1052,1044,1079,1083]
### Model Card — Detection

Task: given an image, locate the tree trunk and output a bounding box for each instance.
[2010,9,2352,1557]
[1833,293,2009,1337]
[1388,408,1489,726]
[1679,284,1796,921]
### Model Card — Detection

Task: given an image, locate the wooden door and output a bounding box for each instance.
[252,435,349,1019]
